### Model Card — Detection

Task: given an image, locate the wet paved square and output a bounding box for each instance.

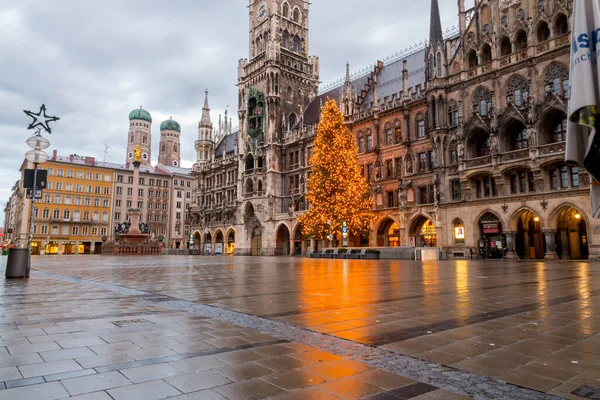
[1,255,599,399]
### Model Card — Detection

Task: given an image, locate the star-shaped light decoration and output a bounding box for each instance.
[23,104,60,134]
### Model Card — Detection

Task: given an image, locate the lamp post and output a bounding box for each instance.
[22,104,58,278]
[24,131,50,277]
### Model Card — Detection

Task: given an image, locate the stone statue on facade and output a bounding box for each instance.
[490,134,499,155]
[133,145,142,162]
[457,141,465,161]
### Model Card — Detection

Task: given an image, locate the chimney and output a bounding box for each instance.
[85,157,95,165]
[69,154,74,162]
[52,150,58,160]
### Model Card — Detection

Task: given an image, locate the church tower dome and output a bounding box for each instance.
[126,106,152,167]
[158,117,182,167]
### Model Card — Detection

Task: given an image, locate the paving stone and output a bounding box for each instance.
[119,362,182,383]
[354,369,417,390]
[213,361,274,381]
[68,392,113,400]
[7,342,60,355]
[18,358,82,378]
[165,370,232,393]
[0,366,22,381]
[57,337,107,349]
[214,377,285,399]
[317,377,383,399]
[61,371,131,396]
[169,355,226,374]
[262,369,325,390]
[0,381,69,400]
[107,379,181,400]
[0,353,44,368]
[4,376,45,388]
[40,346,96,362]
[75,352,136,369]
[124,346,176,361]
[167,389,227,399]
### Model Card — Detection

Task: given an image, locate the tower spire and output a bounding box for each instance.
[345,62,351,84]
[429,0,443,48]
[200,89,211,127]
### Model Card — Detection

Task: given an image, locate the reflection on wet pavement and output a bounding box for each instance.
[21,256,600,397]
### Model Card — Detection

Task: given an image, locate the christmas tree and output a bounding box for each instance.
[299,99,374,242]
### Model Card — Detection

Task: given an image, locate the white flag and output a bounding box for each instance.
[566,0,600,217]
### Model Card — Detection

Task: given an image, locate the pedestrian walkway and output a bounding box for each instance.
[0,273,468,399]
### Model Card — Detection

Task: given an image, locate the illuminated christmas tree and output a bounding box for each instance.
[299,99,374,242]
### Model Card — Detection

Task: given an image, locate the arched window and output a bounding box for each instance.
[73,210,80,222]
[477,135,491,156]
[33,207,39,218]
[538,0,544,11]
[293,36,301,53]
[500,36,512,56]
[449,142,458,165]
[518,9,525,20]
[428,56,434,79]
[406,154,413,174]
[507,75,529,107]
[436,53,442,77]
[173,144,177,152]
[358,136,365,153]
[514,128,529,150]
[282,3,289,18]
[143,135,147,144]
[516,30,528,50]
[53,209,60,219]
[287,86,293,102]
[245,154,254,171]
[130,134,134,143]
[63,209,70,220]
[42,208,49,218]
[553,118,567,142]
[473,87,492,117]
[555,14,568,35]
[394,119,402,143]
[289,113,297,129]
[501,16,508,29]
[537,21,550,42]
[454,219,465,244]
[448,101,459,126]
[83,211,89,221]
[245,178,254,194]
[467,50,478,68]
[481,44,492,64]
[161,143,166,152]
[282,31,289,49]
[297,90,303,107]
[384,123,393,146]
[92,212,99,222]
[416,114,426,138]
[102,212,108,222]
[544,63,569,97]
[293,8,299,23]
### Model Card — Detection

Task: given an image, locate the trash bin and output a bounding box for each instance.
[5,248,29,279]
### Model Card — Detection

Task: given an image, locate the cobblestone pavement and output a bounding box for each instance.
[2,256,599,399]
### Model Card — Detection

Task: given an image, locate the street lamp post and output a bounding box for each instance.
[24,131,50,277]
[22,104,59,278]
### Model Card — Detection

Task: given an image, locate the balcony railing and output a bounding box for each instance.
[498,149,529,163]
[465,156,491,169]
[538,141,565,156]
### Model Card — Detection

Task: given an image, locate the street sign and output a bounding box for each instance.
[24,169,47,189]
[26,188,42,200]
[342,226,347,234]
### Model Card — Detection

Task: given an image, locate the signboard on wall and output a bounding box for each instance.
[409,237,416,247]
[215,243,223,254]
[204,243,212,254]
[482,222,500,234]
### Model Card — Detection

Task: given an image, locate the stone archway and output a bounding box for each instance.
[477,211,505,259]
[275,224,291,256]
[214,230,224,254]
[226,229,235,254]
[292,223,307,255]
[376,218,400,247]
[552,205,589,259]
[409,215,437,247]
[511,208,545,259]
[204,231,212,254]
[250,226,262,256]
[193,232,201,252]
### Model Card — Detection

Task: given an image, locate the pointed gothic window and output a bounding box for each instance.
[436,53,442,77]
[428,56,434,79]
[143,135,147,144]
[174,144,177,152]
[282,31,289,49]
[289,113,297,129]
[293,36,301,53]
[282,3,289,18]
[162,143,166,152]
[293,8,299,23]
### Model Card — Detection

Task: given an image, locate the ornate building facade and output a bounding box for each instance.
[190,0,597,260]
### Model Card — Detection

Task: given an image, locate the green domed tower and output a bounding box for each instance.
[158,117,182,167]
[127,106,153,166]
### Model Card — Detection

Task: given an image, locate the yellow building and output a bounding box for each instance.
[19,153,114,255]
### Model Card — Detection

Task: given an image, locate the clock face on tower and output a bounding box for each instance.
[256,2,268,22]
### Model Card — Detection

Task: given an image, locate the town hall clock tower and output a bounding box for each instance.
[235,0,320,255]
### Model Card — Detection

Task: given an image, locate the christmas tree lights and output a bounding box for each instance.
[298,99,374,242]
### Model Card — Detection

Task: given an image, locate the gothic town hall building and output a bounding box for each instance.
[189,0,598,260]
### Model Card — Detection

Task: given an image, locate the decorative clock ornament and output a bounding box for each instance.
[257,1,268,22]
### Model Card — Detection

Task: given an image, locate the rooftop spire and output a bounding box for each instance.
[429,0,443,48]
[200,89,211,127]
[345,62,351,84]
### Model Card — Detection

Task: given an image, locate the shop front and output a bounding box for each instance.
[45,241,60,255]
[62,241,76,255]
[478,213,506,259]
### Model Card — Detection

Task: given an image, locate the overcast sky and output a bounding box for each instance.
[0,0,461,222]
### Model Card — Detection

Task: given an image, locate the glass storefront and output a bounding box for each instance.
[420,219,437,247]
